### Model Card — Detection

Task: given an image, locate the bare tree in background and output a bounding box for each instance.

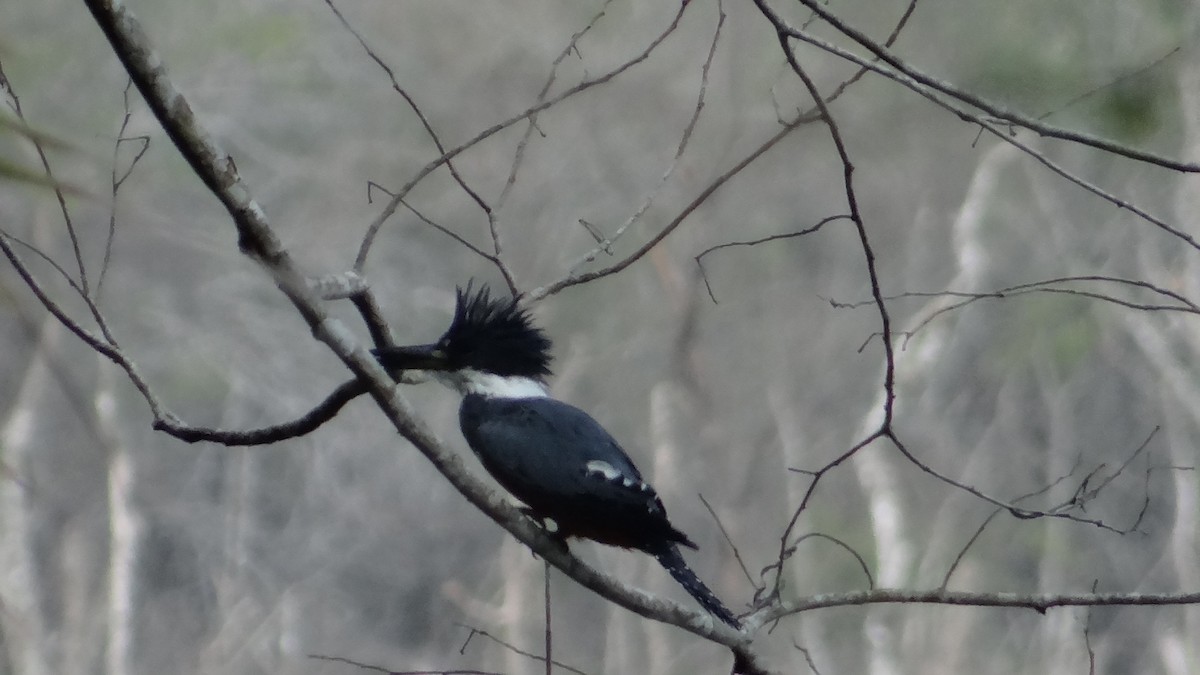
[1,0,1198,673]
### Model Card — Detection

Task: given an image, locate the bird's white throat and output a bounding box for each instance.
[435,369,548,398]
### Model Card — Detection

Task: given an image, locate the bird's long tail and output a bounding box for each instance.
[653,544,740,628]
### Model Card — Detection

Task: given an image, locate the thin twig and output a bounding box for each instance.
[456,625,588,675]
[766,431,884,603]
[1045,427,1158,518]
[937,509,1003,591]
[496,0,615,211]
[792,640,823,675]
[309,653,502,675]
[833,272,1200,352]
[833,275,1200,315]
[530,118,804,301]
[323,0,492,219]
[1083,589,1098,675]
[365,181,497,264]
[544,561,553,675]
[693,0,918,305]
[0,60,90,295]
[699,493,756,591]
[801,0,921,114]
[694,215,849,303]
[939,464,1081,590]
[786,533,874,590]
[0,65,121,342]
[100,78,150,300]
[564,0,727,279]
[489,0,619,296]
[326,0,520,291]
[1038,46,1181,121]
[354,0,694,273]
[883,428,1159,534]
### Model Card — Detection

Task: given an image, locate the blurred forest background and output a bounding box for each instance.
[1,0,1198,673]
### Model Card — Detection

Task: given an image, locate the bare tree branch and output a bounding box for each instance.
[324,0,493,218]
[750,588,1200,630]
[700,492,757,592]
[938,459,1092,590]
[323,0,521,295]
[0,61,90,296]
[309,653,503,675]
[99,78,150,300]
[1037,46,1181,121]
[366,181,507,278]
[694,215,849,303]
[883,428,1161,534]
[766,2,898,423]
[496,0,615,212]
[456,624,590,675]
[756,10,1200,253]
[353,0,694,273]
[155,378,369,445]
[749,0,899,612]
[789,0,1200,173]
[529,117,805,301]
[543,562,553,675]
[764,430,884,605]
[792,640,823,675]
[563,0,727,280]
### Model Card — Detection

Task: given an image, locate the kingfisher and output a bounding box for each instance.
[372,284,740,628]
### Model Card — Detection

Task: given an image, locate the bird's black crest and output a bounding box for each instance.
[438,283,553,379]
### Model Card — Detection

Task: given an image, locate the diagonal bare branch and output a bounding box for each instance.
[759,11,1200,254]
[790,0,1200,173]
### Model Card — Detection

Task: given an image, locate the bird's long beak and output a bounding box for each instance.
[371,343,451,371]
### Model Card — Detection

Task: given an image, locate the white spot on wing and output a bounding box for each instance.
[586,460,623,481]
[587,461,657,496]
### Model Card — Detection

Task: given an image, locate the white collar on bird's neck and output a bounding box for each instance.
[433,369,549,398]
